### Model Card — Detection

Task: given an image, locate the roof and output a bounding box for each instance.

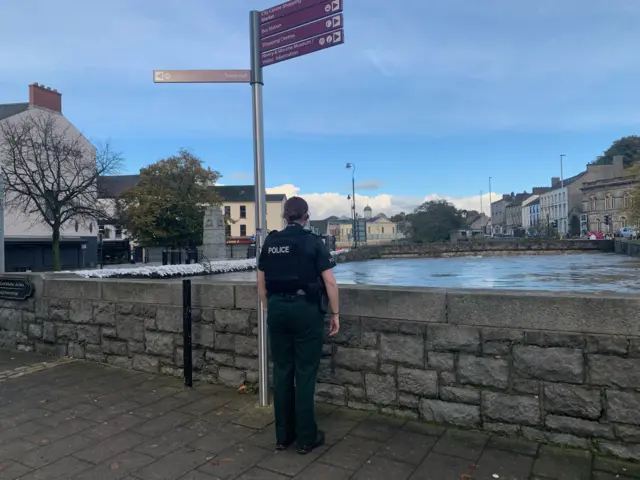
[546,172,586,192]
[0,102,29,121]
[215,185,286,203]
[97,178,286,202]
[98,175,141,198]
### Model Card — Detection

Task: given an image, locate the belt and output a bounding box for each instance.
[274,289,306,297]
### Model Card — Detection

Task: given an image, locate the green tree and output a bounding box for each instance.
[119,150,221,247]
[406,200,465,243]
[625,165,640,226]
[591,136,640,167]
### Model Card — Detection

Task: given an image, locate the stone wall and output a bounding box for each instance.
[615,238,640,257]
[1,276,640,460]
[338,239,614,262]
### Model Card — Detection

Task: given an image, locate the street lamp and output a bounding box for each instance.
[346,163,357,248]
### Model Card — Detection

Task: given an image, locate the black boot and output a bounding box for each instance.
[297,430,325,455]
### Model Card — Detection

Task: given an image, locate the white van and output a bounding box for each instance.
[619,227,637,239]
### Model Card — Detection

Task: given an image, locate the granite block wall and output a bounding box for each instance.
[1,277,640,460]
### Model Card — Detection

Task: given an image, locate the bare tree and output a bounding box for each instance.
[0,113,122,270]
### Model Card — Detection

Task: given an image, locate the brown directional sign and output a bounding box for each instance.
[0,278,34,301]
[261,0,343,38]
[153,70,251,83]
[261,30,343,67]
[261,14,343,52]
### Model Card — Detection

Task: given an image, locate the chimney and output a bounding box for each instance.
[29,83,62,113]
[551,177,560,186]
[613,155,624,174]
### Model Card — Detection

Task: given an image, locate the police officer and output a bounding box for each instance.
[257,196,340,455]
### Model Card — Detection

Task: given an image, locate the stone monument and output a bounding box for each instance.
[202,206,227,260]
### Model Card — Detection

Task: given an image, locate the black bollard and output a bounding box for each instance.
[182,279,193,388]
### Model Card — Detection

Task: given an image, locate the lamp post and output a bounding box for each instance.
[346,163,356,248]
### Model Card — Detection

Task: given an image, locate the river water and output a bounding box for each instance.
[219,253,640,293]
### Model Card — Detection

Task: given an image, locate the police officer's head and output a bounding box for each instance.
[283,197,309,225]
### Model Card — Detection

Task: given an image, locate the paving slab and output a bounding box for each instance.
[0,349,639,480]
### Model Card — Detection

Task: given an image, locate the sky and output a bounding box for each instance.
[1,0,639,219]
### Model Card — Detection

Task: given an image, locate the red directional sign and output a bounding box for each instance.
[260,0,329,24]
[261,14,342,52]
[261,30,343,67]
[261,0,343,38]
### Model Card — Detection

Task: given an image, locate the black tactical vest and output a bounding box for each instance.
[262,226,319,295]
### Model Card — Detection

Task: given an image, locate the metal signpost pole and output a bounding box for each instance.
[250,10,270,408]
[0,175,4,274]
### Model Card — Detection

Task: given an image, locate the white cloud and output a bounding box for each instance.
[266,184,497,219]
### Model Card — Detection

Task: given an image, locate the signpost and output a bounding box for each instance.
[154,0,345,407]
[153,70,251,84]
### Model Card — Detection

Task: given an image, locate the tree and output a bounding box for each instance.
[591,136,640,167]
[625,165,640,226]
[0,113,122,270]
[118,150,221,248]
[406,200,465,243]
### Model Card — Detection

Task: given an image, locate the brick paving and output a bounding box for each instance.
[1,350,639,480]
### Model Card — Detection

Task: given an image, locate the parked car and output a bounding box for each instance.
[619,227,637,239]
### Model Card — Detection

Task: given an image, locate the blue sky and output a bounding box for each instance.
[1,0,639,218]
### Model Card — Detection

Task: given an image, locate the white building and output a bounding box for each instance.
[0,83,98,271]
[521,195,540,231]
[539,177,573,235]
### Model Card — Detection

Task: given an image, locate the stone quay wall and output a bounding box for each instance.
[615,238,640,257]
[338,239,614,262]
[1,276,640,460]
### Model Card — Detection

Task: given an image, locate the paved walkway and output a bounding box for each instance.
[0,350,639,480]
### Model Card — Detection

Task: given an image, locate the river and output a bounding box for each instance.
[218,253,640,293]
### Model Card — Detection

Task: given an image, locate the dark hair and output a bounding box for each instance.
[283,196,309,223]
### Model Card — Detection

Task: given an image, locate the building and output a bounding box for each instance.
[521,196,541,232]
[0,83,97,271]
[324,207,404,247]
[216,186,287,241]
[489,195,513,235]
[96,175,140,263]
[580,169,638,234]
[539,156,625,236]
[504,193,531,235]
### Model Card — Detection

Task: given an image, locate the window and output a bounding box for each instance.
[621,217,628,228]
[240,206,247,218]
[103,227,111,239]
[595,218,601,232]
[240,225,247,236]
[590,197,597,211]
[225,225,231,237]
[381,227,385,234]
[224,206,231,217]
[115,226,122,239]
[624,193,632,208]
[605,194,613,210]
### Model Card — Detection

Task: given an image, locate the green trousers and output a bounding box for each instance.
[267,294,324,446]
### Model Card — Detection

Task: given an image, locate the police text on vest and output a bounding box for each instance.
[268,246,290,254]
